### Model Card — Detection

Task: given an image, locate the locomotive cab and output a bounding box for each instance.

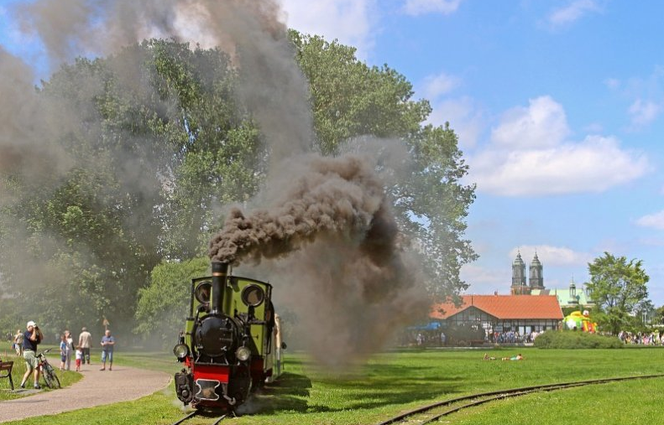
[174,262,284,409]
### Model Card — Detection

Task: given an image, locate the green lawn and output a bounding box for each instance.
[0,347,82,400]
[3,347,664,424]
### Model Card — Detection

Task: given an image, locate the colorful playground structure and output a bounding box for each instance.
[564,310,597,333]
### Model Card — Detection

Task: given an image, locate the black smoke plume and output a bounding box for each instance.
[210,152,428,365]
[209,155,393,265]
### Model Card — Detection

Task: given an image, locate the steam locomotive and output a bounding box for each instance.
[173,262,285,409]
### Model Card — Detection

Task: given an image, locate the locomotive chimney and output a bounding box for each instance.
[211,261,228,313]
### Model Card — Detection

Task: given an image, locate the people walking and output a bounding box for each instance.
[59,334,68,371]
[78,327,92,365]
[100,330,115,371]
[63,329,74,370]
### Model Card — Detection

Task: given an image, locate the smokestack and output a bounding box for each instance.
[211,261,229,313]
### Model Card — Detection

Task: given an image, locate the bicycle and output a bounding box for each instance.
[36,348,61,389]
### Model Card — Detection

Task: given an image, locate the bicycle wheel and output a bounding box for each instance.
[50,371,61,389]
[44,364,60,389]
[42,367,53,389]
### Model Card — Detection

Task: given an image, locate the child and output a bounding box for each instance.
[59,335,67,371]
[13,329,23,356]
[75,345,83,372]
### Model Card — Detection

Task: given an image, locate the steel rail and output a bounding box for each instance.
[376,373,664,425]
[170,410,199,425]
[211,414,228,425]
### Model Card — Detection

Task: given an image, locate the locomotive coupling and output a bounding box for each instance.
[174,369,194,404]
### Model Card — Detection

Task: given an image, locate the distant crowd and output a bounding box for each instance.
[404,329,549,346]
[618,331,664,345]
[491,331,540,344]
[401,327,664,347]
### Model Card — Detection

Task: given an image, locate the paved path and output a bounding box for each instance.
[0,364,171,423]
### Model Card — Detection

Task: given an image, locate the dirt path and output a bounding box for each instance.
[0,364,171,423]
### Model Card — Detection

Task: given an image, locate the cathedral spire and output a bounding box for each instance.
[511,251,527,294]
[529,251,544,289]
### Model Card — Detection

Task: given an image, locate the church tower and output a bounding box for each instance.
[529,252,544,289]
[511,252,528,294]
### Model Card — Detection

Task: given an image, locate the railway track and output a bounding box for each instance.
[169,410,229,425]
[376,373,664,425]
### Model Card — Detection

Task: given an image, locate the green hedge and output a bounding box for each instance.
[534,330,623,349]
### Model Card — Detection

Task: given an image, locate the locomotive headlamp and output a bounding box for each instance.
[173,343,190,361]
[194,281,212,304]
[235,346,251,362]
[241,284,265,307]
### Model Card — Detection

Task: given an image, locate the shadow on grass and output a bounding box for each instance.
[244,362,465,416]
[239,371,313,414]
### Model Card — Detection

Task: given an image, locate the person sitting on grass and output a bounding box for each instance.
[501,353,524,361]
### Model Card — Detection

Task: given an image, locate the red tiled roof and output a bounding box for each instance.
[430,295,563,320]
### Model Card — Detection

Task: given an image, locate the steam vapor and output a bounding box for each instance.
[1,0,428,366]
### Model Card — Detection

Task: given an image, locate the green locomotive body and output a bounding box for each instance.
[173,262,284,409]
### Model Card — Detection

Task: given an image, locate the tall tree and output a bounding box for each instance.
[1,32,477,335]
[134,257,209,347]
[586,252,650,335]
[0,40,263,335]
[291,31,477,297]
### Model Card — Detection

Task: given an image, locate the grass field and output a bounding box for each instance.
[3,346,664,424]
[0,347,82,400]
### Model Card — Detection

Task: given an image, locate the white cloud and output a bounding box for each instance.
[548,0,602,27]
[604,77,620,90]
[461,247,595,295]
[509,245,593,267]
[628,98,661,127]
[636,210,664,230]
[403,0,464,16]
[469,96,650,196]
[491,96,569,149]
[638,237,664,247]
[428,96,483,148]
[460,264,507,294]
[583,122,604,133]
[471,135,649,196]
[419,72,481,148]
[422,72,460,99]
[609,67,664,129]
[279,0,378,57]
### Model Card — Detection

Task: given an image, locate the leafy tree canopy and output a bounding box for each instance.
[1,33,476,336]
[135,257,209,348]
[586,252,650,335]
[290,31,477,297]
[0,39,263,336]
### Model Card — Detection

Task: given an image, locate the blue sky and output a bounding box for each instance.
[1,0,663,305]
[279,0,664,304]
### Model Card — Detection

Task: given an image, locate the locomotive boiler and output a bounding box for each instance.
[173,262,285,410]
